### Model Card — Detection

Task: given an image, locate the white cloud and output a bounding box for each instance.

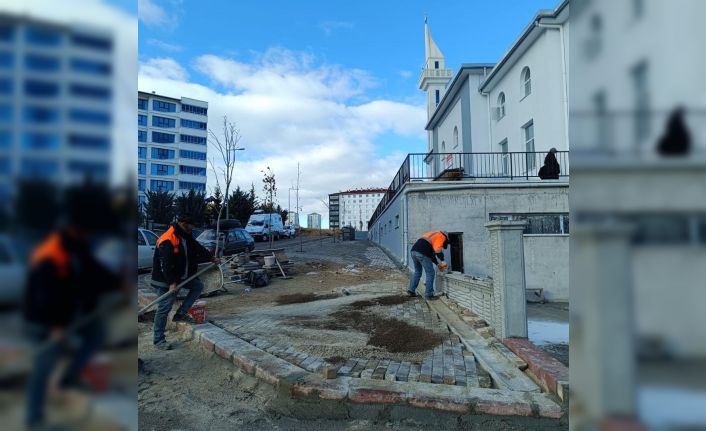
[139,57,189,81]
[400,70,413,79]
[147,38,182,52]
[138,49,426,227]
[138,0,179,30]
[319,20,355,36]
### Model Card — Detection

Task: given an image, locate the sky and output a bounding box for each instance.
[137,0,560,227]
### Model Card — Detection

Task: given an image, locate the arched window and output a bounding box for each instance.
[441,141,446,152]
[521,67,531,97]
[497,92,506,119]
[453,127,459,149]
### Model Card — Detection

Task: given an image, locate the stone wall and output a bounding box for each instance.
[436,272,494,325]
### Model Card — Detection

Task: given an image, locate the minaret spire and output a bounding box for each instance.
[419,17,452,121]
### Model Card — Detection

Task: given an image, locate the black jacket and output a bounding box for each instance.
[411,238,446,265]
[151,223,212,288]
[22,231,119,327]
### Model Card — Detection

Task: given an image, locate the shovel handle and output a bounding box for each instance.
[137,263,215,316]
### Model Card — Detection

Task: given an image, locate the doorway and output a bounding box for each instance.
[448,232,464,273]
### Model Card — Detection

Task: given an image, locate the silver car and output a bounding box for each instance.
[138,228,159,271]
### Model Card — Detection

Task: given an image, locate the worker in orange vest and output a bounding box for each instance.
[22,200,120,429]
[151,214,219,350]
[407,230,449,300]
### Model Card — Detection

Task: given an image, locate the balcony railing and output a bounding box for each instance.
[368,151,569,229]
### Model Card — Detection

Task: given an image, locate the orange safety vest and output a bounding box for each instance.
[421,231,447,253]
[30,233,70,279]
[157,226,181,254]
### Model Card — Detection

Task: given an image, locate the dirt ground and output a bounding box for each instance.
[138,239,568,430]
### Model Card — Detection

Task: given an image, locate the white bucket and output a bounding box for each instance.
[264,256,276,267]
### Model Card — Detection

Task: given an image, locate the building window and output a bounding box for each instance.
[70,83,111,100]
[435,90,440,106]
[498,139,509,175]
[68,160,109,178]
[69,108,110,125]
[181,119,207,130]
[434,61,439,69]
[24,80,59,98]
[25,26,61,46]
[138,98,148,110]
[152,115,176,128]
[0,25,15,42]
[152,131,175,143]
[138,179,145,191]
[521,67,531,98]
[180,165,206,176]
[180,134,207,145]
[71,58,111,76]
[0,51,13,69]
[152,100,176,112]
[151,147,175,159]
[395,215,399,229]
[453,126,459,149]
[21,158,58,178]
[497,92,506,120]
[25,54,60,72]
[631,60,650,147]
[71,33,112,51]
[179,181,206,192]
[180,150,207,160]
[138,114,147,126]
[69,134,109,150]
[181,104,207,115]
[633,0,644,19]
[138,130,147,142]
[490,213,570,235]
[138,146,147,159]
[22,133,59,150]
[150,180,174,192]
[523,121,535,173]
[0,78,11,95]
[138,163,146,175]
[151,163,175,176]
[24,106,58,124]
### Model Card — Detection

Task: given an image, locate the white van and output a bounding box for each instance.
[246,210,284,241]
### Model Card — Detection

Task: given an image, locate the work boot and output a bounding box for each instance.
[154,340,172,351]
[172,314,197,324]
[424,295,439,301]
[407,290,418,297]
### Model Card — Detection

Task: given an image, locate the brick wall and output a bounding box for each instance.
[436,272,494,325]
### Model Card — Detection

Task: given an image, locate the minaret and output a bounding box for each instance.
[418,17,452,121]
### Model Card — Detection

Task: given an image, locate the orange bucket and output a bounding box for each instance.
[187,300,206,324]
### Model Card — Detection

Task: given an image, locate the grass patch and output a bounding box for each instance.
[348,294,410,310]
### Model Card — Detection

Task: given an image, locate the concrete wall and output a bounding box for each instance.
[524,235,570,301]
[370,181,569,302]
[436,272,494,325]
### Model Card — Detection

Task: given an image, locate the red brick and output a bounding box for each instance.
[408,395,471,414]
[348,388,406,404]
[232,355,256,375]
[600,417,648,431]
[474,398,533,416]
[503,338,568,395]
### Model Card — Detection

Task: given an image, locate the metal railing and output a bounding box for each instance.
[368,150,569,229]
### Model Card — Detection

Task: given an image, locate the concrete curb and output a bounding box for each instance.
[502,338,569,401]
[173,322,564,419]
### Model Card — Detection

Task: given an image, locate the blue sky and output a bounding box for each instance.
[137,0,560,225]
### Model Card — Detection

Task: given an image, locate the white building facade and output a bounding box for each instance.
[137,91,208,209]
[0,14,114,203]
[307,212,321,229]
[329,188,385,232]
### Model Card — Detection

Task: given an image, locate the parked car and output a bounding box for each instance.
[283,225,296,238]
[138,228,159,271]
[246,210,284,241]
[191,228,205,240]
[197,222,254,256]
[0,235,26,305]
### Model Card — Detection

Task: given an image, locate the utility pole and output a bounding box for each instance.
[296,162,304,253]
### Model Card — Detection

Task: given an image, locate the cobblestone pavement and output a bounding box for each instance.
[214,293,492,388]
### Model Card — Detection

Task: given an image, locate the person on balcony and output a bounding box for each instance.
[407,230,449,300]
[538,148,560,180]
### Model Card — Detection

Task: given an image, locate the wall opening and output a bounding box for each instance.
[448,232,464,273]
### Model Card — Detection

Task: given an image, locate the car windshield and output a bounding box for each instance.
[242,231,253,240]
[250,220,264,226]
[144,230,158,246]
[197,229,223,241]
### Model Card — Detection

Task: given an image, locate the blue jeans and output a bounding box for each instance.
[408,250,436,297]
[25,321,104,426]
[153,277,204,344]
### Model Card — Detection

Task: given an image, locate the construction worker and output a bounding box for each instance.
[407,230,449,300]
[152,214,219,350]
[22,193,120,430]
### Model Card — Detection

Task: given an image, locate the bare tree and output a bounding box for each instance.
[208,115,243,255]
[261,167,277,249]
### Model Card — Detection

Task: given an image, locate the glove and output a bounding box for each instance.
[437,262,448,272]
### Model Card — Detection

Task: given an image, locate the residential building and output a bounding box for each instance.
[137,90,208,209]
[369,2,570,301]
[307,212,321,229]
[0,13,114,203]
[329,188,385,232]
